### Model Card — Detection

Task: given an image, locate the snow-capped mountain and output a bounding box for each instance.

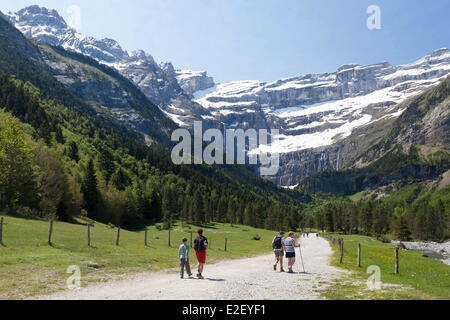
[5,5,450,186]
[193,49,450,185]
[175,70,215,96]
[4,5,215,126]
[196,49,450,154]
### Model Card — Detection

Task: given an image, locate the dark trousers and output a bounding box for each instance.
[180,258,192,277]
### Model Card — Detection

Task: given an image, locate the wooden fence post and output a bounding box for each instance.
[339,238,344,264]
[210,237,212,249]
[0,217,3,244]
[87,224,91,247]
[145,228,148,246]
[168,229,171,247]
[116,226,121,246]
[48,220,54,245]
[225,238,227,252]
[357,244,361,267]
[395,247,399,274]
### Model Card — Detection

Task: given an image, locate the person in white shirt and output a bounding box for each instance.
[272,231,286,272]
[285,231,300,273]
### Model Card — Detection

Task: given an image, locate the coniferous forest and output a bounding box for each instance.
[0,13,448,241]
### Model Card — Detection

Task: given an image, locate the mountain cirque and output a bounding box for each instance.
[5,5,450,185]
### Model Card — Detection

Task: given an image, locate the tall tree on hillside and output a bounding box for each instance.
[226,199,236,226]
[148,189,162,220]
[81,159,99,218]
[67,141,80,163]
[111,168,131,191]
[393,207,411,241]
[359,202,373,235]
[181,196,191,225]
[372,206,388,237]
[193,189,205,224]
[162,186,175,229]
[98,148,116,183]
[324,203,335,232]
[55,126,64,144]
[434,199,447,240]
[0,121,37,210]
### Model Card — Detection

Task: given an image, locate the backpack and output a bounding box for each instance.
[273,236,283,250]
[194,236,208,251]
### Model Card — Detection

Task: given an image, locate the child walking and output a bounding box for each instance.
[179,238,193,279]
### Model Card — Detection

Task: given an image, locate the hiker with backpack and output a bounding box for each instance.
[194,228,208,279]
[272,231,286,272]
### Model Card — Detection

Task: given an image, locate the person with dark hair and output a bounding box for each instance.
[194,228,208,279]
[179,238,193,279]
[272,231,286,272]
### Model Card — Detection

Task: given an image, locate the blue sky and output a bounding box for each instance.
[2,0,449,83]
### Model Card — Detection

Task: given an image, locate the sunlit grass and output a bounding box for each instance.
[0,214,275,299]
[321,234,450,299]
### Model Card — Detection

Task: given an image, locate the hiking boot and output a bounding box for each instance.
[273,264,277,271]
[280,269,285,273]
[180,275,184,279]
[288,268,294,273]
[197,273,204,279]
[188,274,193,278]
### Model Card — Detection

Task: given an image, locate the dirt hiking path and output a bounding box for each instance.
[37,236,345,300]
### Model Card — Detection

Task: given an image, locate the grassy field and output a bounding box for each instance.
[0,214,276,299]
[320,234,450,300]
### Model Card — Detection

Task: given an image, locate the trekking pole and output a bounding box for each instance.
[298,239,306,273]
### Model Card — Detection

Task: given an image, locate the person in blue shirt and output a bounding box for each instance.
[179,238,193,279]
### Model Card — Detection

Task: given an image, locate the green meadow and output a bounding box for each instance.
[321,234,450,300]
[0,214,275,299]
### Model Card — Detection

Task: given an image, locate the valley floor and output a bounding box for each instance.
[35,237,345,300]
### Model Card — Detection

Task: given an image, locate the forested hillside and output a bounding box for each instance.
[299,76,450,196]
[296,76,450,241]
[0,12,447,242]
[0,14,309,230]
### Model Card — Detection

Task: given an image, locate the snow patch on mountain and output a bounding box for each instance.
[198,49,450,154]
[5,5,215,128]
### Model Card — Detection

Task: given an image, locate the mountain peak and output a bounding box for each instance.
[430,48,449,57]
[337,63,360,72]
[12,5,67,29]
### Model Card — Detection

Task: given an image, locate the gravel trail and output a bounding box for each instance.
[37,236,345,300]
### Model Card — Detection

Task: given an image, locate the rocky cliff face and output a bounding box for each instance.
[195,49,450,185]
[6,5,450,186]
[297,76,450,195]
[5,5,215,127]
[175,70,215,96]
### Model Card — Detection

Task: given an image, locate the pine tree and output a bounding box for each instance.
[111,168,131,191]
[55,126,65,144]
[67,141,80,163]
[435,199,447,240]
[324,204,334,232]
[98,148,116,183]
[193,189,204,224]
[393,207,411,241]
[81,159,99,218]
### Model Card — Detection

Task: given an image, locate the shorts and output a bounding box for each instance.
[286,252,296,258]
[274,250,284,257]
[195,250,207,264]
